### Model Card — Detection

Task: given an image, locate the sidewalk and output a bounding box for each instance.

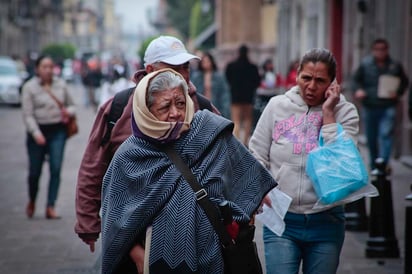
[0,85,101,274]
[0,83,410,273]
[336,144,410,274]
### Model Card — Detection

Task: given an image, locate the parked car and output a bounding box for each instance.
[0,56,23,106]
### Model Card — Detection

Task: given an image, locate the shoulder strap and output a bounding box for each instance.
[43,85,64,109]
[100,86,135,146]
[196,93,213,111]
[163,146,232,246]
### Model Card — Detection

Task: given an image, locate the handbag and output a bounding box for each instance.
[306,124,369,204]
[163,146,263,274]
[65,115,79,138]
[43,86,78,138]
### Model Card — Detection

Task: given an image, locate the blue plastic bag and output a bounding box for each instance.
[305,124,369,205]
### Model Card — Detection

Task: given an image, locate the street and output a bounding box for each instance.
[0,84,100,274]
[0,83,410,273]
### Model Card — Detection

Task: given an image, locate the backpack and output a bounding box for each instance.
[100,87,135,146]
[100,87,214,146]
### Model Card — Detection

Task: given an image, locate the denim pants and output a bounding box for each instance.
[363,106,396,169]
[26,123,67,207]
[263,206,345,274]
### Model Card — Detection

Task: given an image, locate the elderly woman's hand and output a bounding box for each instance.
[129,243,145,274]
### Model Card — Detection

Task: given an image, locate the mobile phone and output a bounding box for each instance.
[324,78,338,101]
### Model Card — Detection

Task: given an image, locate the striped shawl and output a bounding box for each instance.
[101,110,277,273]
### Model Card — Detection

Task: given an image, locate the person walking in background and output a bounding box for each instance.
[283,59,299,90]
[260,59,277,91]
[98,64,134,107]
[254,58,282,128]
[352,38,409,171]
[21,55,76,219]
[189,49,203,79]
[82,57,103,112]
[225,44,260,145]
[75,35,219,253]
[249,48,360,274]
[191,51,231,118]
[101,69,276,273]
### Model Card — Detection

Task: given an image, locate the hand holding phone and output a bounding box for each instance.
[322,78,341,118]
[325,78,339,98]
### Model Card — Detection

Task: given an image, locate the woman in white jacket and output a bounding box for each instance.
[249,48,359,274]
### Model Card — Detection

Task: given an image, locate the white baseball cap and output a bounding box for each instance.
[144,35,200,66]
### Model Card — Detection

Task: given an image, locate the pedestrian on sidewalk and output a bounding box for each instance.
[249,48,360,274]
[81,57,103,112]
[75,35,219,253]
[225,44,261,145]
[351,38,409,171]
[283,59,299,90]
[191,51,231,119]
[21,55,76,219]
[98,64,134,107]
[101,69,276,273]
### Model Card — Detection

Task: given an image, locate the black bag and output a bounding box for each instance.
[222,224,263,274]
[162,146,263,274]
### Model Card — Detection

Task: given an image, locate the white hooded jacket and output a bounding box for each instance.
[249,86,360,214]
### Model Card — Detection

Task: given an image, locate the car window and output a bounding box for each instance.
[0,64,18,75]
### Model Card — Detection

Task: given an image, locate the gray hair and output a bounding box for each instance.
[146,70,188,108]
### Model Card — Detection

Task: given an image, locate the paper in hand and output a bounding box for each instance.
[378,75,400,98]
[255,188,292,236]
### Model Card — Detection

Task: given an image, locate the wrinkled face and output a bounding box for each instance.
[36,57,54,83]
[297,62,332,106]
[152,62,190,83]
[149,87,186,122]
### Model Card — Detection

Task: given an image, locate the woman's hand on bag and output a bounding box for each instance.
[129,243,145,274]
[61,107,71,124]
[34,133,46,145]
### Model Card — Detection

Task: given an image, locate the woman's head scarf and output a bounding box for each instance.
[131,68,195,143]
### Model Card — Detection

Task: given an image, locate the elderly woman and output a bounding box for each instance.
[101,68,277,273]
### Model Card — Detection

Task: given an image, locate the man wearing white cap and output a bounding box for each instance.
[74,35,218,254]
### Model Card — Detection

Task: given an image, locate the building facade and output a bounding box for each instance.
[275,0,412,156]
[0,0,121,59]
[214,0,278,70]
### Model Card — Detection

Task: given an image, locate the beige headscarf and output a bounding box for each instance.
[131,68,195,143]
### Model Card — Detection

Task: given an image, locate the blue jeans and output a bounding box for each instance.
[26,124,67,207]
[263,206,345,274]
[363,106,396,169]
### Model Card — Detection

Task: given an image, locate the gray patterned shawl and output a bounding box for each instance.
[101,110,277,273]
